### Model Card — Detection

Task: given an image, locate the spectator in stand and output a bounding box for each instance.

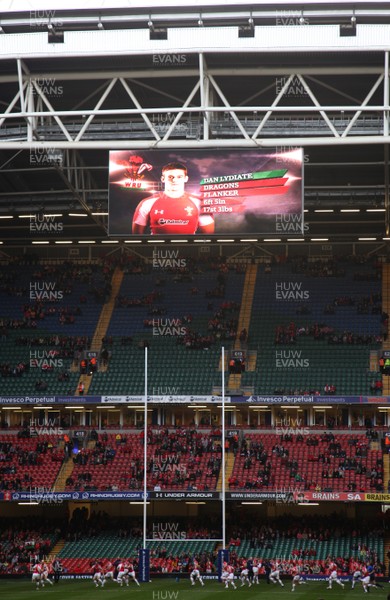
[89,356,97,373]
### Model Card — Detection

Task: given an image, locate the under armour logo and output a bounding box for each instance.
[154,209,164,214]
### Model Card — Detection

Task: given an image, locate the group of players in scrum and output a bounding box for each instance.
[31,561,55,590]
[31,556,385,592]
[91,560,141,587]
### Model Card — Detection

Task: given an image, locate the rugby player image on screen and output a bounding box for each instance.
[132,162,215,235]
[108,148,303,235]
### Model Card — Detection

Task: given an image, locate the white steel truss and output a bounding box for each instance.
[0,52,389,149]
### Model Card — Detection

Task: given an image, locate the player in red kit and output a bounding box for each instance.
[31,561,42,590]
[132,162,214,235]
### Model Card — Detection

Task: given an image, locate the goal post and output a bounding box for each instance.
[217,549,230,582]
[138,548,150,583]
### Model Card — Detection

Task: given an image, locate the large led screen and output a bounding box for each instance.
[108,148,303,236]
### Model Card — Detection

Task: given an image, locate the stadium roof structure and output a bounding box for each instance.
[0,1,389,246]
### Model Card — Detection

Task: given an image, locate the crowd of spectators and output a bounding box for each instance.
[0,510,387,577]
[0,361,29,378]
[275,321,382,346]
[0,257,115,330]
[0,256,121,393]
[116,289,163,308]
[0,437,63,492]
[0,517,60,575]
[227,430,382,492]
[291,258,347,278]
[148,427,222,490]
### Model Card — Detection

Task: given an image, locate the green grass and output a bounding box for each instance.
[0,578,387,600]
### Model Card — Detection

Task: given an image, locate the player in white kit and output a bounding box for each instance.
[252,559,260,584]
[270,562,284,587]
[31,561,42,590]
[240,565,252,587]
[190,563,205,586]
[361,573,374,593]
[92,562,104,588]
[116,560,129,586]
[291,567,306,591]
[225,564,237,589]
[41,561,54,586]
[351,568,362,589]
[326,562,345,590]
[127,561,140,586]
[221,561,229,586]
[101,561,115,587]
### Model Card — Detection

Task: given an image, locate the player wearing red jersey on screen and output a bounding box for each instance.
[132,162,215,235]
